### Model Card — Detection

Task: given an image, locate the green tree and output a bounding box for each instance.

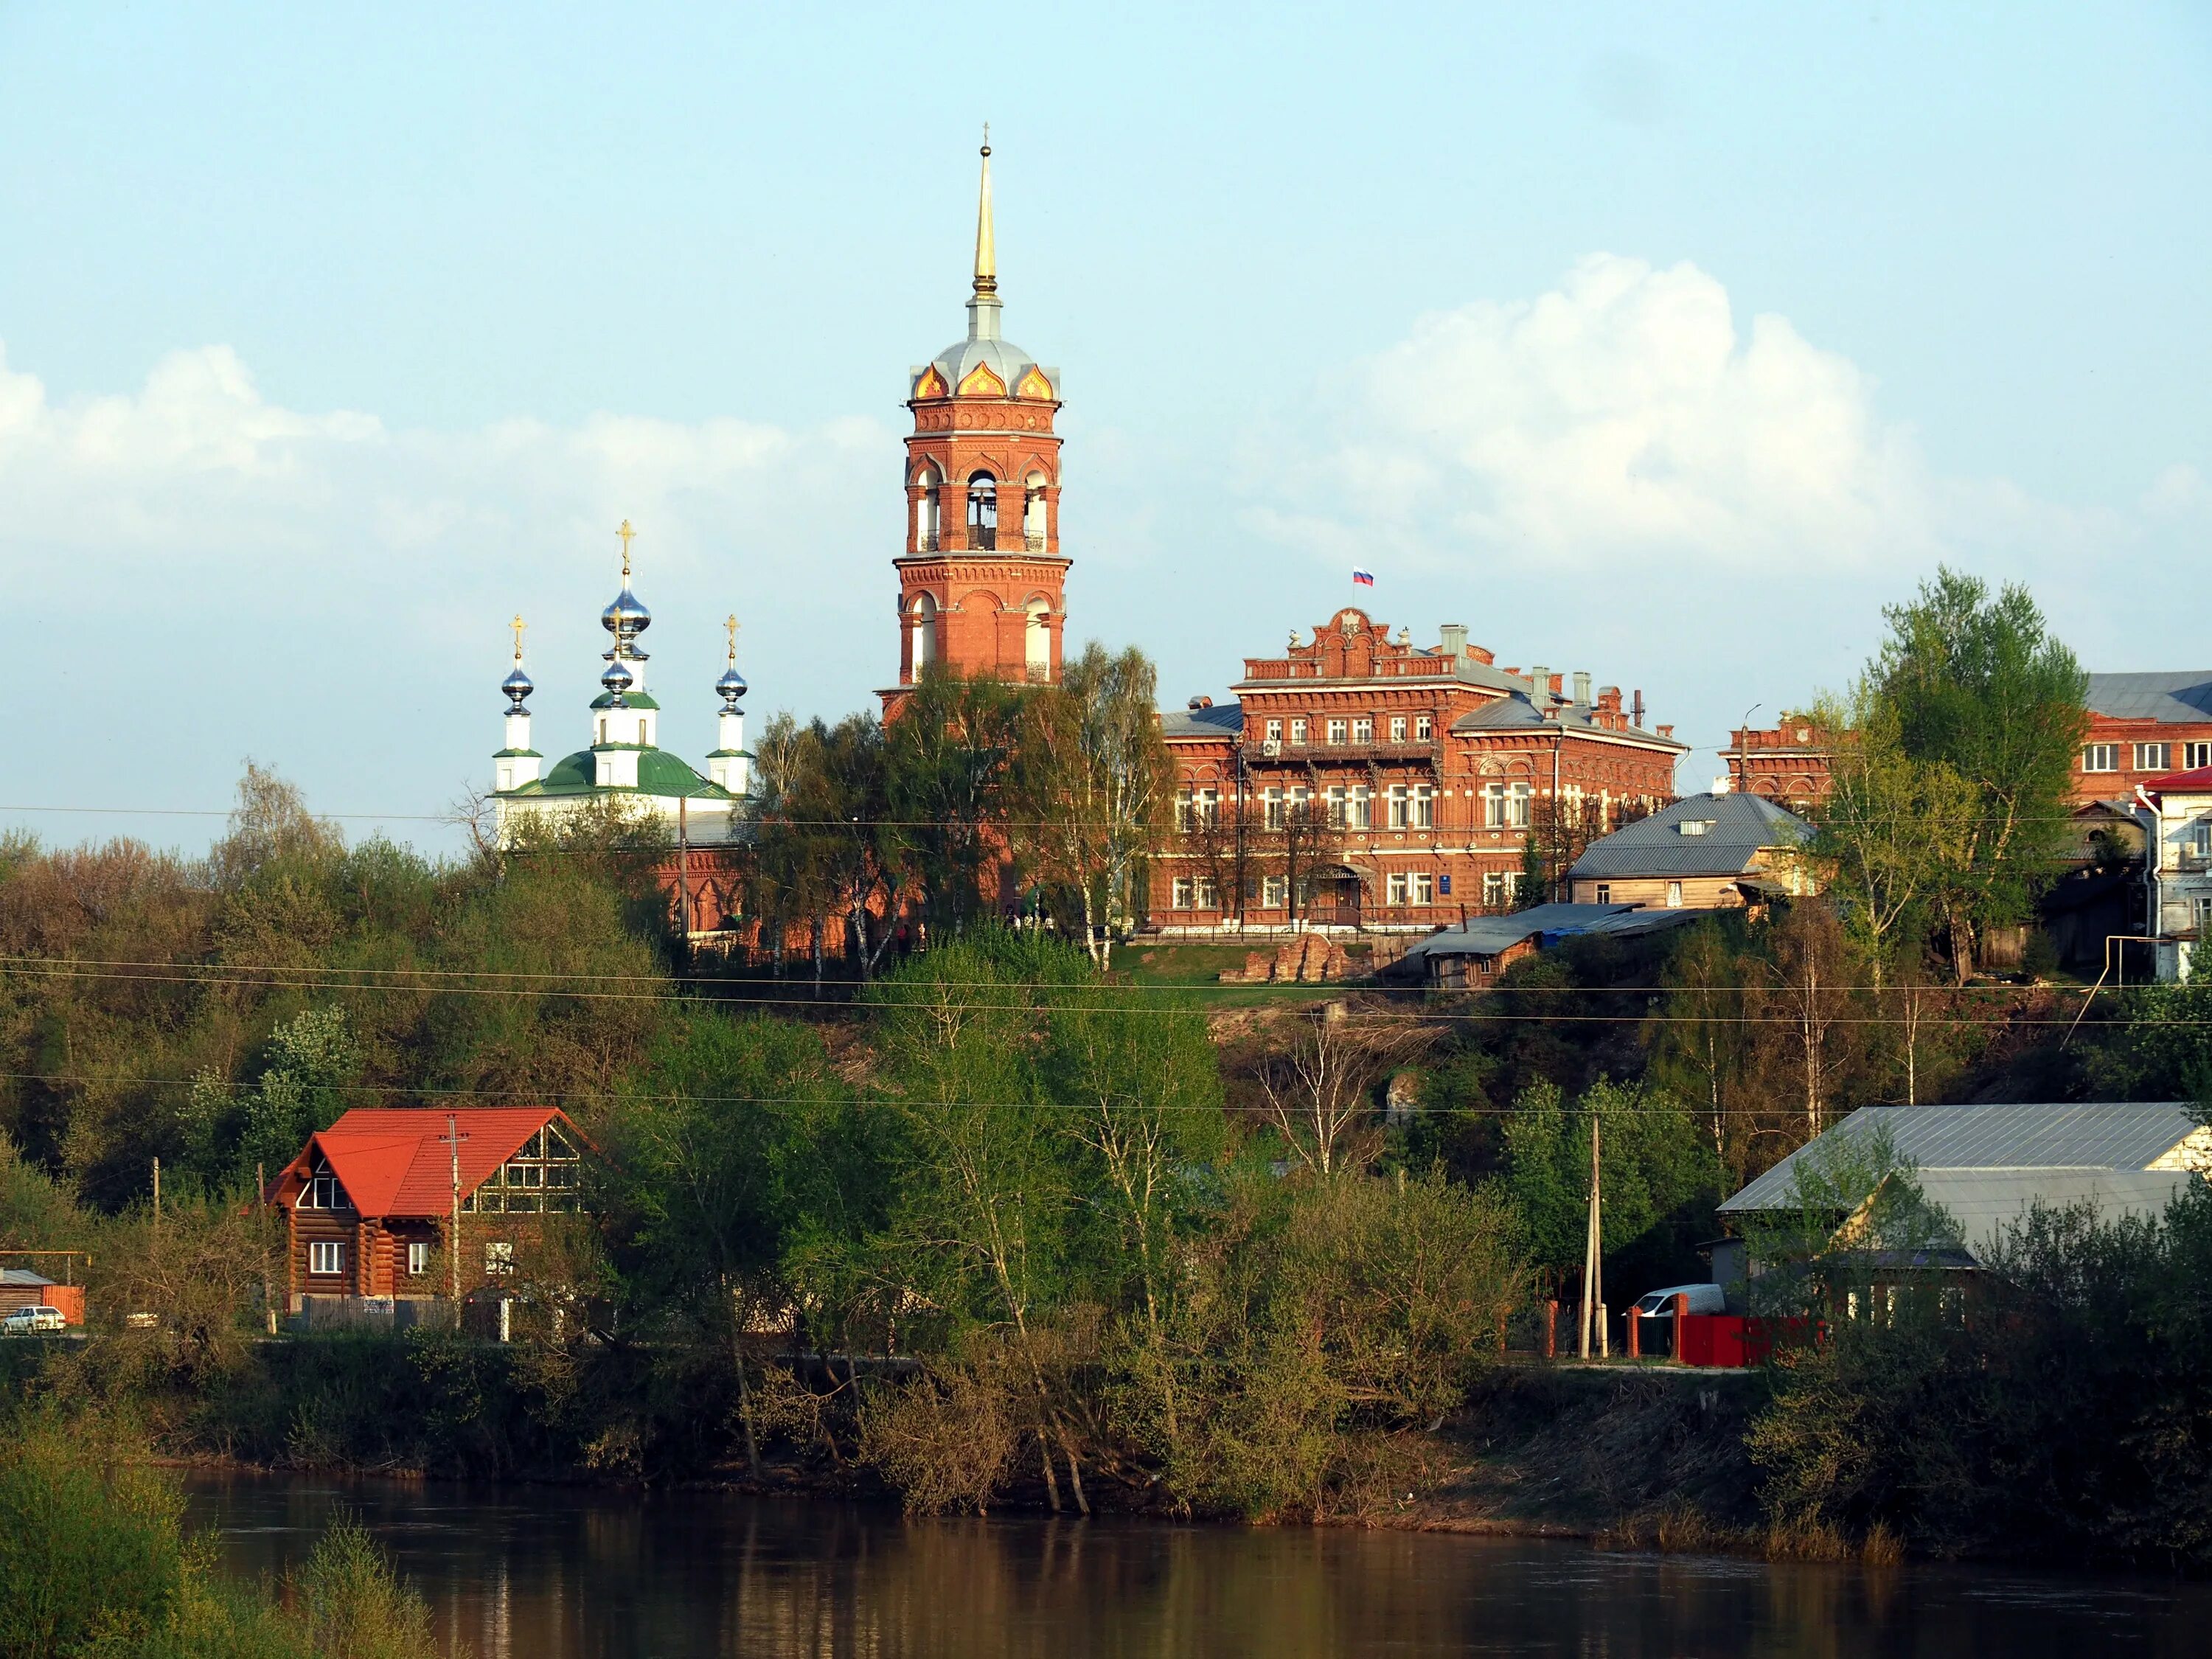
[883,663,1029,933]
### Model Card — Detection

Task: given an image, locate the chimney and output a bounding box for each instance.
[1438,623,1468,658]
[1632,689,1646,727]
[1528,664,1548,705]
[1573,670,1592,706]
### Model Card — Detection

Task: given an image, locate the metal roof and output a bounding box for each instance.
[1159,701,1244,739]
[2085,672,2212,724]
[1569,792,1811,880]
[1399,902,1635,961]
[1910,1167,2194,1259]
[0,1267,56,1287]
[1721,1101,2201,1214]
[1451,692,1688,750]
[272,1107,584,1221]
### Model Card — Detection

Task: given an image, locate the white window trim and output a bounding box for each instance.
[308,1241,345,1276]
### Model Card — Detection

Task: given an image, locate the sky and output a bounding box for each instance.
[1,2,2208,854]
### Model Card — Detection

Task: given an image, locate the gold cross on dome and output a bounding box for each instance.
[616,518,636,577]
[725,613,740,663]
[510,613,527,661]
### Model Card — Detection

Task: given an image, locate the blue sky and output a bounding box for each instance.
[2,3,2208,851]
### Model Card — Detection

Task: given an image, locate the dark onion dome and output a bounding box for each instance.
[599,657,633,706]
[601,585,651,637]
[716,664,748,707]
[501,663,535,711]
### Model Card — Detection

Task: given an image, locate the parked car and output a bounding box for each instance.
[1,1305,66,1335]
[1632,1284,1728,1320]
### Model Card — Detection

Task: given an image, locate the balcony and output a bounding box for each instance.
[1239,740,1443,767]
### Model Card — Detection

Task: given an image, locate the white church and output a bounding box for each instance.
[491,521,753,846]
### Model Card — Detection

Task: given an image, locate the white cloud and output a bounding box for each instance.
[1248,253,1942,573]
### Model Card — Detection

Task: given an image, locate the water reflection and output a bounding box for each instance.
[183,1471,2211,1658]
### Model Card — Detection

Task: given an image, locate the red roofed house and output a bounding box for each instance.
[268,1107,588,1309]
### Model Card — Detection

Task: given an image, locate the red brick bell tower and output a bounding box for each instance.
[883,140,1068,712]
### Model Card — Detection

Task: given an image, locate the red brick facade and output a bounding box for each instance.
[1154,610,1686,932]
[1727,716,1833,810]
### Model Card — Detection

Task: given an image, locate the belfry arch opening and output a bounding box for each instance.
[908,592,939,678]
[1024,597,1051,681]
[1023,471,1047,550]
[912,464,942,552]
[967,472,998,551]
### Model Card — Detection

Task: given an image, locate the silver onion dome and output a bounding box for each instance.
[599,657,633,707]
[601,585,652,638]
[501,663,535,711]
[715,664,748,709]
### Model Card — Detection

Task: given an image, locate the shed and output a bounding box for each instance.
[0,1266,85,1326]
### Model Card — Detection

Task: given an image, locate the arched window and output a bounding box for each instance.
[913,465,941,552]
[637,719,648,745]
[967,472,998,550]
[597,717,608,744]
[1024,598,1050,681]
[910,592,939,676]
[1023,472,1047,550]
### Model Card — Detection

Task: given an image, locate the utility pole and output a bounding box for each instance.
[1579,1116,1606,1358]
[1736,703,1761,795]
[439,1115,470,1305]
[258,1161,275,1336]
[150,1157,160,1229]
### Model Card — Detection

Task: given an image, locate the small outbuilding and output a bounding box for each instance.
[1568,790,1815,911]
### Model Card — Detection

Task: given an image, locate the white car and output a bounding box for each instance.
[2,1305,66,1335]
[1632,1284,1728,1319]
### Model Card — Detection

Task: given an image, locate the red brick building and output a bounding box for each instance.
[1154,611,1686,932]
[883,140,1068,709]
[269,1107,588,1308]
[1726,714,1832,810]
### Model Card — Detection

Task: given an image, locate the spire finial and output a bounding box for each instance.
[510,614,527,663]
[725,612,740,664]
[616,518,636,580]
[973,128,996,298]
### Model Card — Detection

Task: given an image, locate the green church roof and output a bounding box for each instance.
[500,748,736,802]
[588,691,664,712]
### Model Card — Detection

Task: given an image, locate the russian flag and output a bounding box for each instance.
[1352,568,1375,586]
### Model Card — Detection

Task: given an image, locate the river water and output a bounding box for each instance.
[182,1470,2211,1658]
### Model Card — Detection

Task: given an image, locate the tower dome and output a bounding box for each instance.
[910,137,1058,403]
[501,661,535,711]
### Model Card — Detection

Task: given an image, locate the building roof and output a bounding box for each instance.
[1160,700,1244,740]
[1451,691,1687,751]
[1568,792,1812,881]
[1720,1101,2202,1214]
[503,748,735,801]
[0,1267,56,1287]
[2143,765,2212,797]
[2086,672,2212,725]
[274,1107,584,1220]
[1909,1167,2194,1259]
[1399,902,1637,962]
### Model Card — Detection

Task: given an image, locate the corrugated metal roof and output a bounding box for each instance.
[0,1267,57,1287]
[1158,700,1244,739]
[1721,1101,2199,1214]
[1399,902,1634,961]
[1451,692,1688,750]
[2086,672,2212,724]
[1569,792,1812,880]
[1911,1167,2193,1259]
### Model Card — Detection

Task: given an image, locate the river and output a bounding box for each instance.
[182,1470,2211,1658]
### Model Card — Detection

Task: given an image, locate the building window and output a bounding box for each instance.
[484,1241,515,1276]
[1387,872,1408,905]
[1415,714,1432,740]
[2188,817,2212,858]
[1194,787,1219,827]
[465,1124,583,1215]
[1264,787,1285,830]
[1679,819,1710,836]
[597,719,608,743]
[297,1158,347,1211]
[1413,785,1434,828]
[1412,872,1434,905]
[1172,877,1194,909]
[1290,718,1308,745]
[1390,716,1407,742]
[2196,896,2212,932]
[1326,718,1348,745]
[1175,789,1193,832]
[1352,717,1374,744]
[406,1242,431,1277]
[1508,783,1532,829]
[2135,742,2171,772]
[1388,785,1410,828]
[308,1242,344,1277]
[2187,742,2211,770]
[1484,784,1506,827]
[1349,785,1371,828]
[1483,872,1506,906]
[1265,719,1282,743]
[1262,874,1289,908]
[2083,743,2118,773]
[1325,785,1349,827]
[1192,877,1220,910]
[1666,880,1683,908]
[1596,883,1611,904]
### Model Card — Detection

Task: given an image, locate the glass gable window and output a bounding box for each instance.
[296,1157,349,1211]
[462,1124,583,1215]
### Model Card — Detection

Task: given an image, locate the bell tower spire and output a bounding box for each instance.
[967,129,1000,342]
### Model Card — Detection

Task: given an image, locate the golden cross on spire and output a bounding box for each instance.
[510,613,527,662]
[616,518,636,579]
[725,612,740,664]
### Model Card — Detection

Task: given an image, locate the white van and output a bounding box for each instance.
[1632,1284,1728,1319]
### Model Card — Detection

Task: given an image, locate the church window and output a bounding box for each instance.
[1025,598,1050,681]
[1023,473,1048,550]
[967,472,998,550]
[598,719,608,743]
[637,719,648,745]
[910,594,939,674]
